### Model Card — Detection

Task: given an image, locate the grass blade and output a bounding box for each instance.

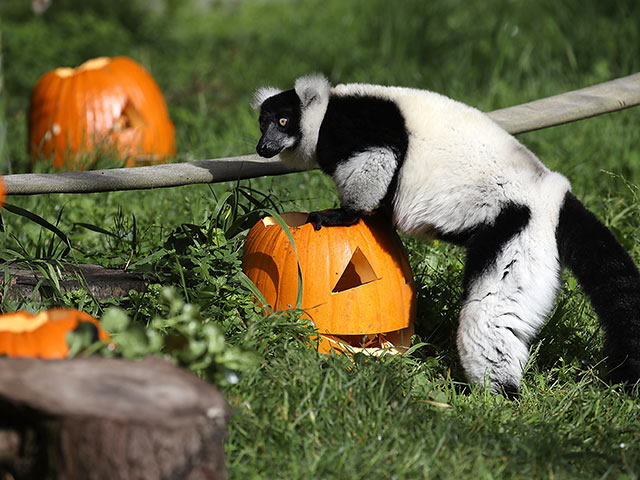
[74,222,120,238]
[237,271,272,314]
[264,209,304,310]
[3,202,71,256]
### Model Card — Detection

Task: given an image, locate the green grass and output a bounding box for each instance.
[2,0,640,478]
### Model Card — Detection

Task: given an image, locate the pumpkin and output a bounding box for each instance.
[242,212,416,354]
[0,309,109,359]
[29,56,175,169]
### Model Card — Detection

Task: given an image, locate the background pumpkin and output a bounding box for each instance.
[28,56,175,169]
[0,308,109,359]
[242,213,416,354]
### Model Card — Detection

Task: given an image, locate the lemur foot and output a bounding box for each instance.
[306,209,361,230]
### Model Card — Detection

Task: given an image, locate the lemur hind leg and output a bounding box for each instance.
[456,204,562,394]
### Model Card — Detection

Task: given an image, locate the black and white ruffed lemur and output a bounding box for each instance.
[252,74,640,394]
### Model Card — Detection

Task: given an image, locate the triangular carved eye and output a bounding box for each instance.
[113,101,146,131]
[332,247,379,293]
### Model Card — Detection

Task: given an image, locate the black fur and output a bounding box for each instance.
[460,203,532,294]
[556,192,640,385]
[316,95,408,206]
[257,89,302,157]
[259,89,302,135]
[307,208,361,230]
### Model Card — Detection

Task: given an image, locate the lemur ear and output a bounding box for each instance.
[251,86,283,111]
[294,74,330,107]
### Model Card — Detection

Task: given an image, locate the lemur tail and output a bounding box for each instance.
[556,192,640,386]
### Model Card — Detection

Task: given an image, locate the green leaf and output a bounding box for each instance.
[179,339,208,363]
[112,324,150,358]
[100,307,131,333]
[65,322,101,358]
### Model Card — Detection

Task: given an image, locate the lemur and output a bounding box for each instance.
[253,74,640,394]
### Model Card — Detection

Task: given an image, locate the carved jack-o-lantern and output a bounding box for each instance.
[29,56,175,169]
[242,213,416,354]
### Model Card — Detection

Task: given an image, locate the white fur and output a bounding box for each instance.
[331,83,566,236]
[333,147,397,213]
[279,74,331,170]
[457,230,561,391]
[457,174,569,390]
[295,73,331,107]
[251,86,282,111]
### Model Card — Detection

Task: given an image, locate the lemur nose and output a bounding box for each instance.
[256,143,271,158]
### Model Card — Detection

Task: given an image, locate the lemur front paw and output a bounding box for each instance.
[306,209,361,230]
[306,211,327,231]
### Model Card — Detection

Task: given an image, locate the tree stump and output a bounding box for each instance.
[0,356,230,479]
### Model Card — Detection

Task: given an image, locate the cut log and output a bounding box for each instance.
[2,263,145,302]
[0,356,231,480]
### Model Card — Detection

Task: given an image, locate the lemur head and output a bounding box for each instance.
[254,89,301,158]
[253,74,331,168]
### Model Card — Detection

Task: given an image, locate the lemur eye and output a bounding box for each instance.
[278,117,288,127]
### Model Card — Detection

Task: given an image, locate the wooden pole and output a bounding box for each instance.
[3,72,640,196]
[3,154,293,195]
[488,72,640,134]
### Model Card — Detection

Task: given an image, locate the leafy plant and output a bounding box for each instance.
[91,287,255,386]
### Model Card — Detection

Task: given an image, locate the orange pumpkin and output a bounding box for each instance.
[242,213,416,354]
[29,56,175,169]
[0,309,109,359]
